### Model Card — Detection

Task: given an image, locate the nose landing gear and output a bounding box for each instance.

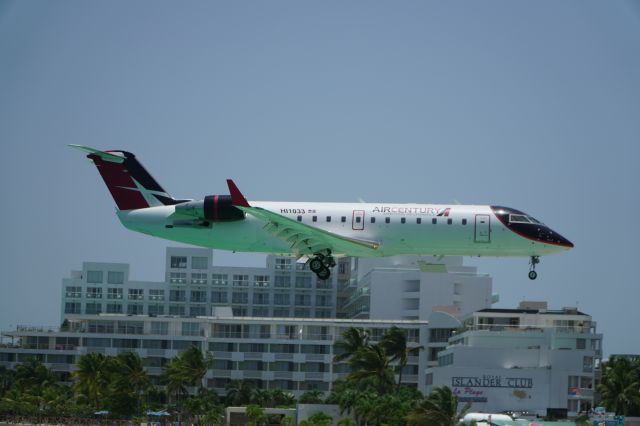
[528,256,540,280]
[309,252,335,280]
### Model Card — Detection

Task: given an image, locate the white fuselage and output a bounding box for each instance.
[117,201,570,258]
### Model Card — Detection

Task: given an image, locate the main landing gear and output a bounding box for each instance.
[528,256,540,280]
[309,252,335,280]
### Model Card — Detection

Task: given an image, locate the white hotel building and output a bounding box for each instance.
[426,301,603,417]
[0,248,604,414]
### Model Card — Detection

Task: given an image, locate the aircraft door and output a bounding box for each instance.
[352,210,365,231]
[474,214,491,243]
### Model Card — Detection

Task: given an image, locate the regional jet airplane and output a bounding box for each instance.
[70,145,573,280]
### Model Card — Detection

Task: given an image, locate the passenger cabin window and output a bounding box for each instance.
[312,216,317,222]
[385,217,390,224]
[401,218,406,224]
[447,218,452,225]
[371,217,376,223]
[341,216,346,223]
[355,217,361,223]
[297,215,302,222]
[417,218,421,224]
[326,216,331,222]
[462,218,467,225]
[432,218,437,224]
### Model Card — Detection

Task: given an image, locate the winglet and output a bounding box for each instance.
[227,179,251,207]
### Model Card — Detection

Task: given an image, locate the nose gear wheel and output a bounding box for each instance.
[528,256,540,280]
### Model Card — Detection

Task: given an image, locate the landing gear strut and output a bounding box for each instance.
[309,252,335,280]
[528,256,540,280]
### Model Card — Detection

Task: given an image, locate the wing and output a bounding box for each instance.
[227,180,381,257]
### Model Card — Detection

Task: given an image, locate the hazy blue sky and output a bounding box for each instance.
[1,1,639,356]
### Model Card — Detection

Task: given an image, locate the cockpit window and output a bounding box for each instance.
[509,214,531,224]
[528,216,541,224]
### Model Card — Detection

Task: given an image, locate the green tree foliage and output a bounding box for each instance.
[306,411,333,426]
[298,389,325,404]
[597,356,640,416]
[246,403,268,426]
[406,386,471,426]
[348,344,395,394]
[334,327,370,363]
[163,345,213,403]
[72,352,111,409]
[225,379,256,406]
[380,326,424,387]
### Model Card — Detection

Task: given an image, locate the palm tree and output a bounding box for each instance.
[347,344,395,394]
[72,352,110,409]
[225,380,255,406]
[163,345,213,402]
[333,328,370,363]
[111,351,150,415]
[299,389,325,404]
[406,386,471,426]
[380,327,424,387]
[597,356,640,415]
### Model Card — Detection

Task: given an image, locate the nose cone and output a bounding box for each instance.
[538,227,574,249]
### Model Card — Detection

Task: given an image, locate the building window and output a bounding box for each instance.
[429,328,455,343]
[576,338,586,349]
[169,272,187,284]
[232,275,249,287]
[315,295,332,307]
[295,276,312,289]
[385,217,390,224]
[191,290,208,303]
[232,292,249,304]
[295,294,311,306]
[274,275,291,288]
[212,274,228,286]
[191,256,208,270]
[254,275,270,288]
[128,289,144,300]
[232,307,247,317]
[87,270,103,284]
[273,308,290,317]
[426,373,433,386]
[169,305,186,316]
[294,309,311,318]
[191,272,208,284]
[315,309,332,318]
[149,289,165,301]
[107,271,124,284]
[106,303,122,314]
[107,288,123,299]
[182,322,200,336]
[85,303,102,315]
[189,305,205,318]
[338,262,347,274]
[252,308,269,316]
[148,304,164,316]
[87,287,102,299]
[150,322,169,335]
[275,258,292,270]
[274,293,290,305]
[170,256,187,268]
[316,279,332,289]
[169,290,186,302]
[64,302,81,314]
[127,304,143,315]
[211,291,228,303]
[253,292,270,305]
[65,286,82,298]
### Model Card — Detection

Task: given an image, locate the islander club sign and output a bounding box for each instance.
[452,375,533,388]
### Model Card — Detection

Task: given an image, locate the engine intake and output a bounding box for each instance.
[175,195,245,222]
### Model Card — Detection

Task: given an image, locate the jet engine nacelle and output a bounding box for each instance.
[175,195,245,222]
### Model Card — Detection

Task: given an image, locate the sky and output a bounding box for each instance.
[0,1,639,356]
